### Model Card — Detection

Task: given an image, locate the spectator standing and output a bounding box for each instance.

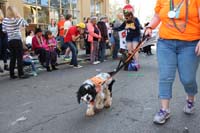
[48,19,58,38]
[145,0,200,124]
[97,16,108,62]
[63,14,73,60]
[115,5,141,68]
[64,22,86,68]
[112,13,124,59]
[84,17,91,55]
[0,9,9,73]
[57,14,65,53]
[87,16,101,64]
[2,6,29,79]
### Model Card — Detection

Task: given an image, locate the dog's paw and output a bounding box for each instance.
[96,103,104,110]
[86,109,95,116]
[104,99,112,108]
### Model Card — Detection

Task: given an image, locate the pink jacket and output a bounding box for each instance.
[87,22,101,43]
[46,38,57,51]
[32,35,49,51]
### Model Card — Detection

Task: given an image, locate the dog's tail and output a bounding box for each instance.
[108,79,115,97]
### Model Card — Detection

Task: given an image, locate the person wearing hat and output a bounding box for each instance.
[114,4,142,70]
[64,22,86,68]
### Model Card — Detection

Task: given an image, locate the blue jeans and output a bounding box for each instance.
[23,59,36,72]
[65,42,78,66]
[57,36,64,51]
[112,34,120,59]
[157,38,200,99]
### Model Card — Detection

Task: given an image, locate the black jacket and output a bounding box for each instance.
[97,21,108,42]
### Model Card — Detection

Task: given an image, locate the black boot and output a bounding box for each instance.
[0,66,3,73]
[52,65,58,70]
[46,66,51,72]
[4,64,9,71]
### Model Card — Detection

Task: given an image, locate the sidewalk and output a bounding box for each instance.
[0,49,111,77]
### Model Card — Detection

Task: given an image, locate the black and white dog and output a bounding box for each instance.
[77,72,115,116]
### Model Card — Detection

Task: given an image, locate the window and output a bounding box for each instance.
[37,0,48,6]
[38,6,49,24]
[50,0,60,8]
[23,0,36,4]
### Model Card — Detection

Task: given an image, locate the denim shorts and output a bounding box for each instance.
[126,36,140,43]
[157,38,200,99]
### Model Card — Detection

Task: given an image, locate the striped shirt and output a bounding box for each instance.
[2,18,28,41]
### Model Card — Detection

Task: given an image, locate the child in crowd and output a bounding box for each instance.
[23,49,37,76]
[44,30,58,71]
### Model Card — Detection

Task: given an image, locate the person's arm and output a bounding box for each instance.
[16,18,29,27]
[51,38,57,47]
[195,7,200,56]
[55,26,58,37]
[72,34,80,42]
[31,37,37,51]
[88,24,101,38]
[64,21,70,37]
[113,22,126,31]
[144,13,161,37]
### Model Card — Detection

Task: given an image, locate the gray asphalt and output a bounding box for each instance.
[0,49,200,133]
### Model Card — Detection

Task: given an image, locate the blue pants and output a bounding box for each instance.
[157,38,200,99]
[112,34,120,59]
[98,41,106,62]
[65,42,78,66]
[23,59,36,72]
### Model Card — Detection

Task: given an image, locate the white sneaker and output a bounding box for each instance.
[183,100,195,115]
[33,72,38,76]
[93,61,100,65]
[73,65,83,69]
[68,64,74,67]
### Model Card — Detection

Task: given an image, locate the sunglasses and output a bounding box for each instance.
[123,10,132,15]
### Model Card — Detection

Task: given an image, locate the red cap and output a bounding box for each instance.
[123,4,134,12]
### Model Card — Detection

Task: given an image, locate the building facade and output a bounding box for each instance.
[1,0,109,27]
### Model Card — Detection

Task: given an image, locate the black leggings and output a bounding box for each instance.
[34,48,46,65]
[8,39,24,77]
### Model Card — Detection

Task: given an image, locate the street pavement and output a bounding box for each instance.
[0,47,200,133]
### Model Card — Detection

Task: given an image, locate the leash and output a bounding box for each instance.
[108,35,149,77]
[92,34,149,87]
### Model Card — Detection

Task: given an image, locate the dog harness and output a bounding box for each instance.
[90,76,105,93]
[89,73,110,93]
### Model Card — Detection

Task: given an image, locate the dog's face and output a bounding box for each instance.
[77,83,97,104]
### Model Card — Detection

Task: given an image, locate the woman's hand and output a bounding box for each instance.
[195,41,200,56]
[144,27,153,38]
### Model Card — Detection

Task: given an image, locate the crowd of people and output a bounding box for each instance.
[1,3,153,79]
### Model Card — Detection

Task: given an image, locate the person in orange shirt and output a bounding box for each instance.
[145,0,200,124]
[57,14,65,53]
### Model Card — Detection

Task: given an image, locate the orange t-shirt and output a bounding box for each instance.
[57,20,65,37]
[155,0,200,41]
